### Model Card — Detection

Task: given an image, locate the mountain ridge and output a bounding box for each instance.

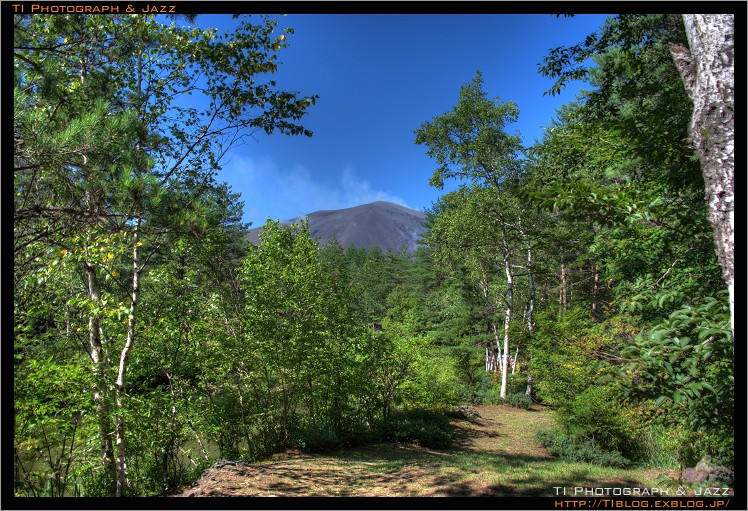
[247,201,428,252]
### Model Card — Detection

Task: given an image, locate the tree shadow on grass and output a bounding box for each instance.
[178,405,652,498]
[180,448,651,498]
[450,418,507,451]
[436,467,647,497]
[331,443,445,465]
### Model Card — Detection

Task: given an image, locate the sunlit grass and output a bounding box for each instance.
[310,405,676,496]
[173,404,693,497]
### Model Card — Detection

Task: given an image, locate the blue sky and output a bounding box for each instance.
[194,14,612,227]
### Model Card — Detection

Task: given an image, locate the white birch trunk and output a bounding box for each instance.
[480,277,503,374]
[670,14,734,334]
[526,245,535,334]
[85,261,116,494]
[517,223,535,397]
[500,254,513,399]
[113,218,142,496]
[560,262,567,312]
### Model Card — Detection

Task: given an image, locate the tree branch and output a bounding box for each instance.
[655,258,679,287]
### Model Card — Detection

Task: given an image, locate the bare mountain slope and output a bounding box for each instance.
[247,201,427,252]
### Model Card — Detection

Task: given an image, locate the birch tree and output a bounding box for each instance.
[14,13,316,495]
[669,14,734,334]
[539,13,734,334]
[415,72,528,398]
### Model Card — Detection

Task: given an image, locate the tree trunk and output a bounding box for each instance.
[110,43,149,494]
[560,262,568,312]
[114,390,127,496]
[670,14,734,333]
[592,265,599,316]
[525,376,533,397]
[485,342,497,373]
[116,219,141,391]
[479,277,502,374]
[526,245,535,334]
[520,226,535,398]
[85,261,116,495]
[113,218,143,496]
[500,254,513,399]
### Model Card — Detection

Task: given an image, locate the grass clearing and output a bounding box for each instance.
[177,404,682,497]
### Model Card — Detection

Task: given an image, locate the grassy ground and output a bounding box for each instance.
[177,404,681,497]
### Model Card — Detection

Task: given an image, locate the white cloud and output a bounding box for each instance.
[220,155,410,225]
[339,165,410,209]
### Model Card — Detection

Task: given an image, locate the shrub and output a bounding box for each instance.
[378,409,453,449]
[506,392,532,409]
[294,423,341,452]
[637,423,682,469]
[472,372,498,405]
[556,385,643,460]
[537,429,632,468]
[465,373,532,407]
[507,375,531,396]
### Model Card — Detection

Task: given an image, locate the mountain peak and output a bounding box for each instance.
[248,201,427,252]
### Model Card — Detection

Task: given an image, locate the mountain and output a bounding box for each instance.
[247,201,428,252]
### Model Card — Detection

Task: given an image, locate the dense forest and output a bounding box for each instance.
[13,13,734,497]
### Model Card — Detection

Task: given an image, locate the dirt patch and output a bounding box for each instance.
[178,443,450,497]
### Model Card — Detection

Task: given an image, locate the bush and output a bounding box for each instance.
[556,385,643,460]
[293,423,342,452]
[507,375,531,396]
[463,373,533,407]
[472,372,499,405]
[537,429,632,468]
[506,392,532,409]
[638,424,680,469]
[378,409,453,449]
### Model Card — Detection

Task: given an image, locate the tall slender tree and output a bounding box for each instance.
[415,71,528,399]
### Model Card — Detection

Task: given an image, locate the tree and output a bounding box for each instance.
[415,71,528,399]
[237,220,374,447]
[14,13,316,496]
[533,13,733,468]
[539,13,734,334]
[669,14,734,333]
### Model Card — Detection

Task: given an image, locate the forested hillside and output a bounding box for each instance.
[13,13,734,498]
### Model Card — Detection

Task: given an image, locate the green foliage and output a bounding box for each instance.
[619,292,733,466]
[536,429,632,468]
[469,372,500,405]
[450,344,486,400]
[637,424,681,469]
[525,14,732,473]
[14,11,734,496]
[415,70,524,189]
[379,409,454,450]
[294,423,345,452]
[400,338,461,411]
[14,358,96,497]
[539,15,688,99]
[123,391,208,496]
[527,307,647,464]
[506,392,532,410]
[528,307,602,405]
[555,386,643,460]
[14,12,319,496]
